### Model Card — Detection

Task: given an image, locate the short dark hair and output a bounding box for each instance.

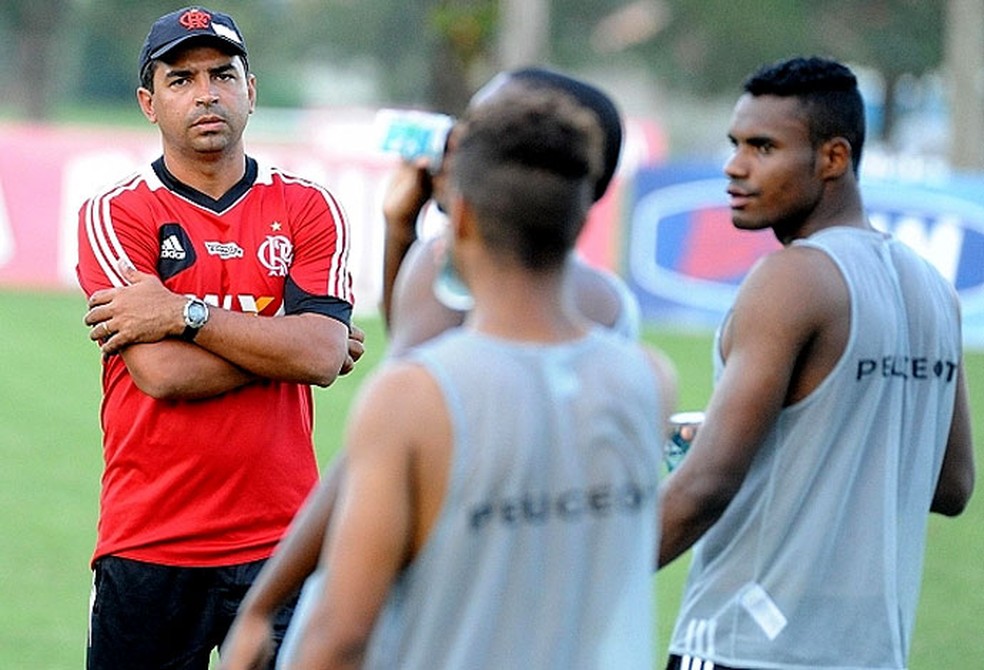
[744,56,865,174]
[453,85,604,271]
[509,68,623,202]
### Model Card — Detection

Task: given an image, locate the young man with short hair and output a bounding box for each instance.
[659,56,974,670]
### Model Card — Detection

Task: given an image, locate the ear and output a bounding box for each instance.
[818,137,852,179]
[448,193,478,244]
[247,72,257,114]
[136,87,157,124]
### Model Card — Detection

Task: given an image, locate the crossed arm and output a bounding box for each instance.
[84,263,363,399]
[381,159,435,330]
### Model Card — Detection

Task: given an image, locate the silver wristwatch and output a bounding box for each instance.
[181,297,209,341]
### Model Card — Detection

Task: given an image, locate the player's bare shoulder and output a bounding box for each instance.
[346,358,450,458]
[737,244,846,321]
[722,243,848,363]
[344,355,453,557]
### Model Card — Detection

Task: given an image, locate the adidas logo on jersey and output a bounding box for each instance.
[161,234,186,260]
[157,224,197,280]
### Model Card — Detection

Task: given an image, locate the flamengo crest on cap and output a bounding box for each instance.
[179,8,212,31]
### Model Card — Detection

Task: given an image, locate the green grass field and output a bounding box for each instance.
[0,289,980,668]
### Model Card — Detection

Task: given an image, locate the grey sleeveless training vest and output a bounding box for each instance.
[669,227,962,669]
[365,328,662,669]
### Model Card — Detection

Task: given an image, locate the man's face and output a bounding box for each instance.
[724,93,824,240]
[139,45,255,158]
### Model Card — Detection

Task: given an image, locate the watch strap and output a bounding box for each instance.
[181,324,201,342]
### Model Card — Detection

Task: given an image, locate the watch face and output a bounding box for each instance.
[187,301,208,327]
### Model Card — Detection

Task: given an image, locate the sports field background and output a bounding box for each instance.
[0,289,980,668]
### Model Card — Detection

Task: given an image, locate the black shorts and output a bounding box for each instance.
[87,555,298,670]
[666,653,754,670]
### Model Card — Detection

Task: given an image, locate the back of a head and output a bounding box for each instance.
[743,56,866,174]
[473,67,623,202]
[453,86,604,271]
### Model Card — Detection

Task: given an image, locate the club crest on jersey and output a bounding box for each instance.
[258,235,292,276]
[157,223,197,280]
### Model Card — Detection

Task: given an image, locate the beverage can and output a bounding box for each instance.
[375,108,455,174]
[664,410,704,472]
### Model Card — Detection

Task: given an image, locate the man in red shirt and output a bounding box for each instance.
[77,7,359,668]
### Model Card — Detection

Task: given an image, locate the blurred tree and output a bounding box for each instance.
[946,0,984,170]
[633,1,818,94]
[0,0,957,147]
[69,2,159,104]
[552,0,945,145]
[0,0,500,118]
[251,0,496,113]
[0,0,73,119]
[810,0,945,144]
[258,0,434,107]
[429,0,498,114]
[498,0,550,69]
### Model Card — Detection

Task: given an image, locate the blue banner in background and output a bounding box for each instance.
[626,164,984,348]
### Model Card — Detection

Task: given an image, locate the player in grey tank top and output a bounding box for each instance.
[219,68,677,670]
[659,57,973,670]
[235,82,675,668]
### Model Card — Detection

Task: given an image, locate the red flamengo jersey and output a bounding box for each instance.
[77,157,353,567]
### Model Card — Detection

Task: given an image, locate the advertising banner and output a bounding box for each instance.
[626,164,984,347]
[0,122,401,310]
[0,120,652,315]
[5,123,978,347]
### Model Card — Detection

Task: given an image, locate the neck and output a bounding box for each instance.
[161,145,246,200]
[776,180,870,246]
[464,258,587,343]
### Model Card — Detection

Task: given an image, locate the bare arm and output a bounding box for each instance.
[286,370,414,669]
[119,340,256,399]
[658,249,840,568]
[380,157,468,356]
[381,161,432,329]
[387,236,467,358]
[85,264,351,398]
[286,363,448,669]
[932,363,975,515]
[219,457,347,670]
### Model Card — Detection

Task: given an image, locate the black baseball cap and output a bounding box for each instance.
[139,6,247,78]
